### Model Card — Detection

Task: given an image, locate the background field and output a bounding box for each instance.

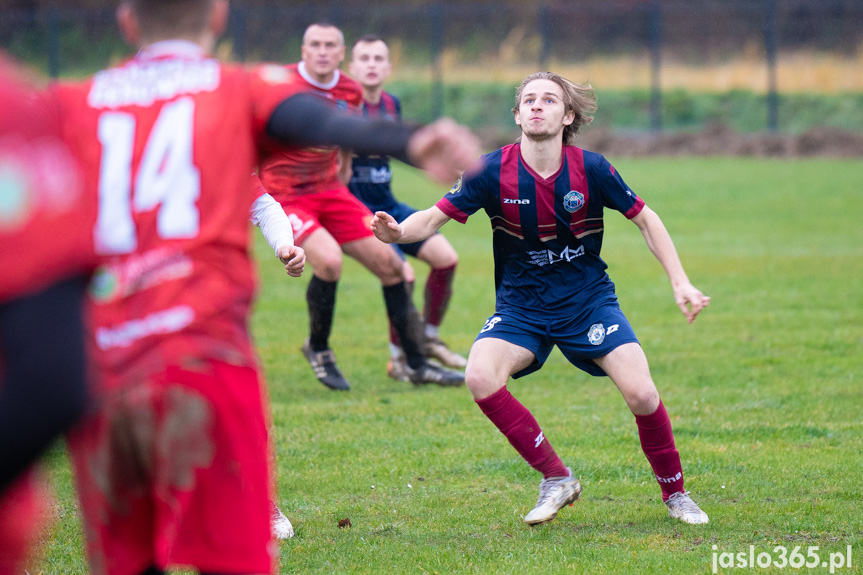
[36,157,862,574]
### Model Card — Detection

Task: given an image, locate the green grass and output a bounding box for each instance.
[35,158,862,573]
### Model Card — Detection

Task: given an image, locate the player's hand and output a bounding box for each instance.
[370,211,402,244]
[407,118,483,184]
[278,245,305,277]
[673,282,710,324]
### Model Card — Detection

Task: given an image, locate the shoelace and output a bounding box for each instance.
[536,477,563,505]
[312,349,337,366]
[669,491,701,513]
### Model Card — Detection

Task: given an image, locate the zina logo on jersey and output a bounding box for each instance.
[563,190,585,213]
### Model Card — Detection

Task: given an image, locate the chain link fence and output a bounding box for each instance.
[2,0,862,137]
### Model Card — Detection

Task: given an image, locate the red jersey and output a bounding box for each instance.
[257,62,362,199]
[0,54,93,302]
[53,41,302,386]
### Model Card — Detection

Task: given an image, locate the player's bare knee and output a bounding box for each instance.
[464,364,504,400]
[312,254,342,281]
[625,386,660,415]
[375,254,405,283]
[434,251,458,269]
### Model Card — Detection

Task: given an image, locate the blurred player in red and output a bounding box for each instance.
[256,23,464,391]
[348,35,467,380]
[53,1,481,574]
[0,53,94,573]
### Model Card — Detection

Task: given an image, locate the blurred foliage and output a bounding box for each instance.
[2,1,861,133]
[389,81,863,135]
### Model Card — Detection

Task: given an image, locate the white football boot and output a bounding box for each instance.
[523,468,582,525]
[272,504,295,539]
[665,491,709,524]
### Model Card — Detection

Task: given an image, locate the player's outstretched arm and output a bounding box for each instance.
[631,206,710,323]
[266,94,482,185]
[249,192,304,277]
[405,118,482,185]
[371,206,451,245]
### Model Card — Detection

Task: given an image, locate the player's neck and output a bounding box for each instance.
[311,71,336,84]
[519,137,564,179]
[138,32,215,55]
[362,85,384,105]
[297,61,339,89]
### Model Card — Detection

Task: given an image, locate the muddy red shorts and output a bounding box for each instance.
[0,468,50,573]
[280,186,375,246]
[67,360,274,575]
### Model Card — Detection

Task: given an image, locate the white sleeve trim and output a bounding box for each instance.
[250,193,294,257]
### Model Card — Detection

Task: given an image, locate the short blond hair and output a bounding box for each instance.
[512,72,597,144]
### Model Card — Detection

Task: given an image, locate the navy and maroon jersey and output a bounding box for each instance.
[348,91,401,212]
[435,142,645,316]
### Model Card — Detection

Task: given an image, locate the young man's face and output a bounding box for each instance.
[301,24,345,81]
[349,40,391,90]
[514,78,575,143]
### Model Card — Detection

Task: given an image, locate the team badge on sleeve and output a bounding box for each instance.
[563,190,584,213]
[449,177,463,194]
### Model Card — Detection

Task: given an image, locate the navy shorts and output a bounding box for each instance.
[388,201,434,259]
[474,305,640,378]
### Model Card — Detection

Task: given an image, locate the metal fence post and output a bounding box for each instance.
[229,5,246,62]
[764,0,779,131]
[430,2,445,119]
[649,0,662,132]
[46,6,60,78]
[538,3,551,71]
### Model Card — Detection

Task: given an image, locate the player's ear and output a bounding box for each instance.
[116,3,141,47]
[209,0,229,38]
[562,109,575,127]
[514,109,522,128]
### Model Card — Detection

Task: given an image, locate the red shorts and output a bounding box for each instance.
[280,186,375,246]
[0,468,50,574]
[67,360,274,575]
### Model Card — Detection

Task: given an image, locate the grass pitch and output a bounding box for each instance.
[36,158,862,574]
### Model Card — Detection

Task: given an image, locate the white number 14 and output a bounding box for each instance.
[94,97,202,255]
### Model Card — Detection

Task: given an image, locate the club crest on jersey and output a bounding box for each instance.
[563,190,584,213]
[450,177,463,194]
[89,266,119,302]
[0,164,29,230]
[588,323,606,345]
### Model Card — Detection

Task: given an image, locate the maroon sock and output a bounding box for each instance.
[634,400,684,501]
[476,386,569,479]
[424,264,456,328]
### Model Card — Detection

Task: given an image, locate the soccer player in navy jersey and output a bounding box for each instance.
[372,72,711,526]
[348,35,467,379]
